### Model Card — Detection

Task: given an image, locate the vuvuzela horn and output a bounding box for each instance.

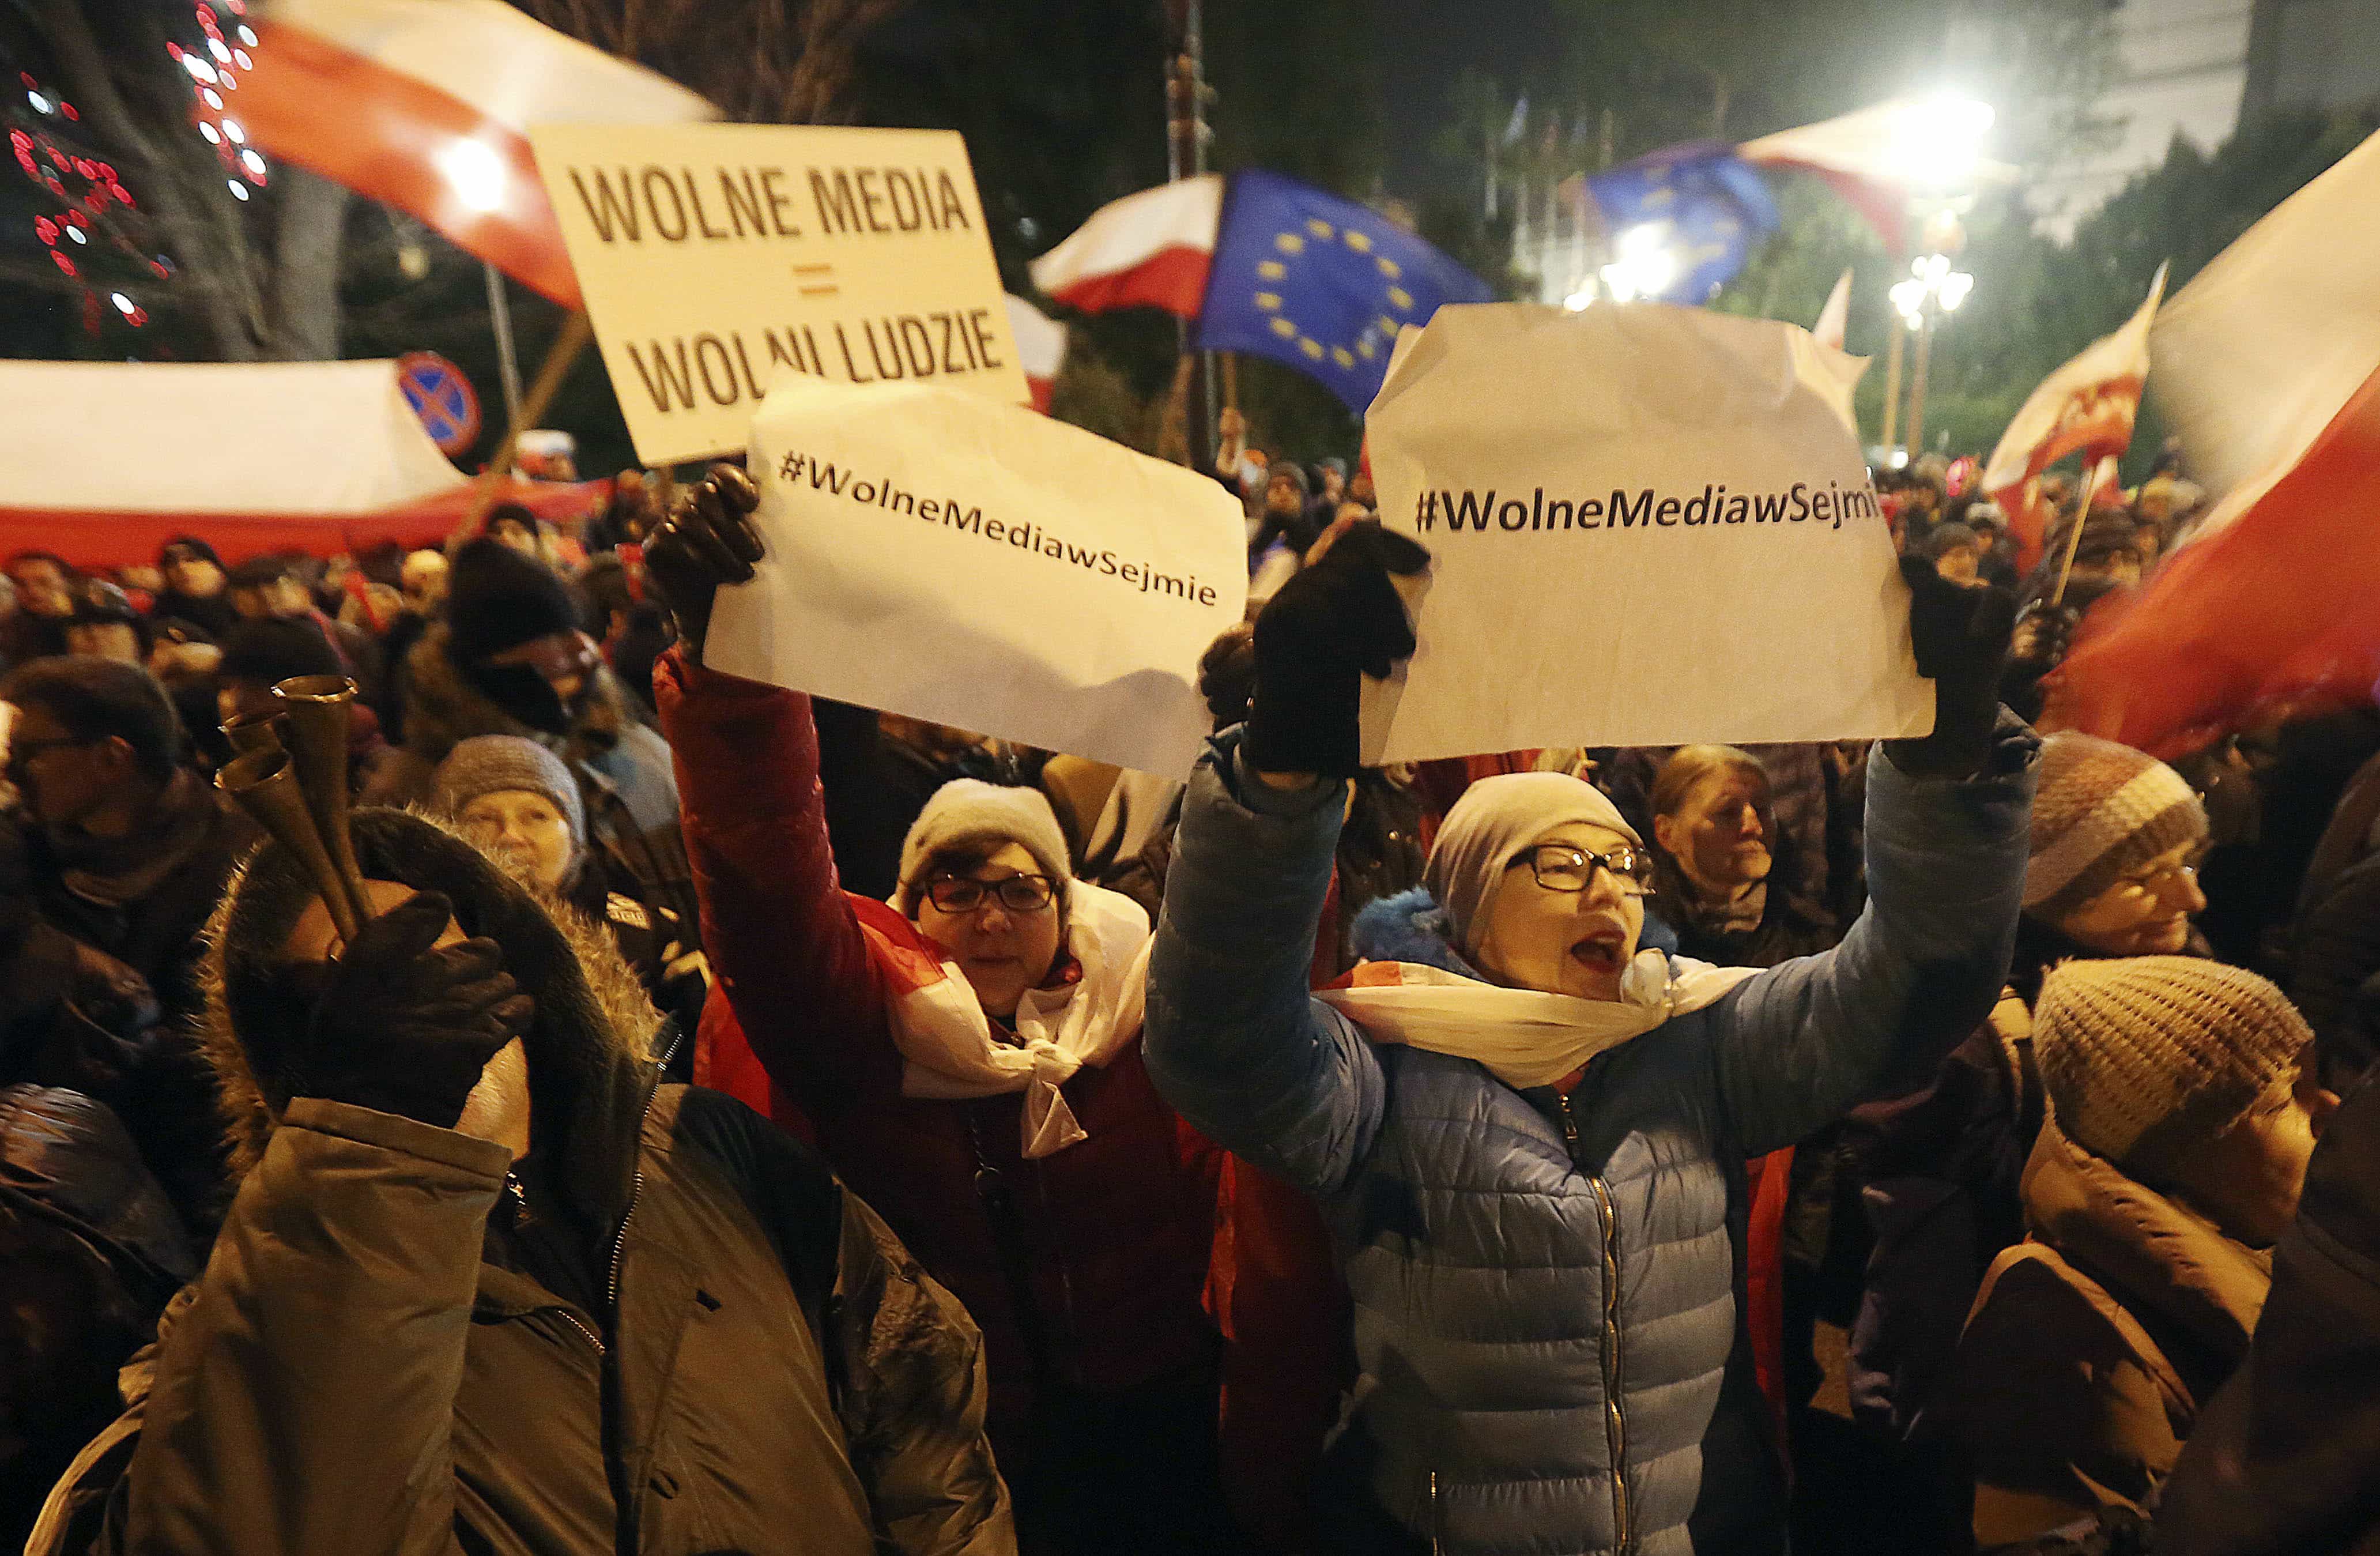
[269,675,378,935]
[221,709,285,757]
[216,745,365,945]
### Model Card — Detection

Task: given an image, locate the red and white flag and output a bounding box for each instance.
[1982,263,2167,574]
[241,0,715,308]
[1027,175,1223,318]
[1811,268,1852,352]
[1005,293,1068,413]
[2049,130,2380,757]
[1741,97,2013,251]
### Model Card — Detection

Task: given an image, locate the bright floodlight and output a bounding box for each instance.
[436,139,506,214]
[1563,287,1595,311]
[1889,278,1926,320]
[1938,272,1975,311]
[1600,223,1679,304]
[1896,94,1995,189]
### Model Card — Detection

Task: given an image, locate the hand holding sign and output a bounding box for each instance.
[646,464,763,660]
[1360,303,1934,762]
[703,377,1247,777]
[1248,522,1432,780]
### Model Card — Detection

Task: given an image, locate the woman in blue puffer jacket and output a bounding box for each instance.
[1144,525,2036,1555]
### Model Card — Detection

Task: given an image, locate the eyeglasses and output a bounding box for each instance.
[923,873,1056,915]
[1510,842,1653,896]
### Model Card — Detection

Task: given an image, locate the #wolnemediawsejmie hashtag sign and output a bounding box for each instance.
[703,378,1247,775]
[530,123,1028,466]
[1361,303,1933,762]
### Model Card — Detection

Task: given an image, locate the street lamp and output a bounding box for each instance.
[436,137,525,442]
[1876,95,1991,459]
[1892,250,1974,459]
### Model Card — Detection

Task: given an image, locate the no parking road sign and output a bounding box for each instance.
[397,351,481,456]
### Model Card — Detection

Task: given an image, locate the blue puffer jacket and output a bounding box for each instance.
[1145,722,2038,1556]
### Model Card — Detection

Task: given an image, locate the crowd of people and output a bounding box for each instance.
[1,423,2376,1556]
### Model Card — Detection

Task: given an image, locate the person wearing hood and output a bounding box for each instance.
[433,734,707,1069]
[368,538,687,918]
[153,538,237,641]
[1143,524,2033,1555]
[1940,958,2336,1546]
[1846,733,2213,1461]
[644,469,1239,1556]
[36,798,1010,1556]
[2,552,77,670]
[1247,464,1320,608]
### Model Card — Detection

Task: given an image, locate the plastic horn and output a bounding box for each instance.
[269,675,377,933]
[220,709,286,757]
[216,748,364,945]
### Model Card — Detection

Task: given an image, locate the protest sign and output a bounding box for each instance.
[530,123,1029,465]
[703,378,1247,776]
[1361,303,1932,762]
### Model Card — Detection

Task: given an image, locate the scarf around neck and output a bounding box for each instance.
[1318,948,1755,1090]
[850,879,1152,1158]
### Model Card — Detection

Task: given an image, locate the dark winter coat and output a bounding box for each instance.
[1940,1116,2269,1548]
[2293,852,2380,1091]
[657,655,1222,1465]
[1144,720,2038,1556]
[39,807,1010,1556]
[2155,1072,2380,1556]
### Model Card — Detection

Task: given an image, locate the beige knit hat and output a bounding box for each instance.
[895,779,1073,915]
[2023,733,2207,921]
[2034,956,2310,1167]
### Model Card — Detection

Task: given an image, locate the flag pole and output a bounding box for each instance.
[1166,0,1214,474]
[460,310,595,541]
[2048,455,2105,607]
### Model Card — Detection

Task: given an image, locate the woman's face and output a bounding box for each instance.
[1474,822,1649,1002]
[914,841,1065,1020]
[458,789,578,892]
[1654,768,1772,896]
[2172,1075,2330,1248]
[2053,841,2207,955]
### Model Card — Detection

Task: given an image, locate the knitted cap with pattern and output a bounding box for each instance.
[2034,956,2310,1167]
[432,734,587,847]
[2024,733,2207,920]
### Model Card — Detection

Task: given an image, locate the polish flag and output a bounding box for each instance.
[2048,130,2380,758]
[1981,265,2167,574]
[1740,97,2013,251]
[1028,174,1223,318]
[240,0,715,309]
[1005,294,1069,414]
[1811,268,1852,352]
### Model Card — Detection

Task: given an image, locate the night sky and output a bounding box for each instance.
[1375,0,1565,197]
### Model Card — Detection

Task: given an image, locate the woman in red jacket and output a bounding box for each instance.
[646,469,1237,1556]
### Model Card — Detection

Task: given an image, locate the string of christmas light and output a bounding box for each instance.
[165,0,268,201]
[10,71,164,332]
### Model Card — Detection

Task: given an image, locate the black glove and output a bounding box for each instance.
[295,892,534,1128]
[1887,556,2019,779]
[644,463,763,661]
[1246,522,1431,779]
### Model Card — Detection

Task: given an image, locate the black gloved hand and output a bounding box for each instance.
[296,892,534,1128]
[2006,599,2080,672]
[643,463,763,662]
[1887,556,2020,779]
[1246,522,1431,779]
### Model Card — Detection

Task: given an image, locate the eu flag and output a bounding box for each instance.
[1585,142,1780,306]
[1194,170,1495,412]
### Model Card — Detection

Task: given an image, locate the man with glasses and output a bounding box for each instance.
[1,655,255,1233]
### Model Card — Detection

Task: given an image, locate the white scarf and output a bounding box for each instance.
[1317,948,1755,1090]
[872,879,1153,1158]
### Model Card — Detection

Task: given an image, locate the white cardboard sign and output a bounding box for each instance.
[530,123,1028,466]
[704,378,1247,776]
[1360,303,1933,762]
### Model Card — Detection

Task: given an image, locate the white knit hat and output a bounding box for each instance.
[2034,955,2310,1167]
[895,779,1072,914]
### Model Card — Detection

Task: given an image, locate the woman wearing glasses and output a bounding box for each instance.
[1142,528,2037,1556]
[642,469,1240,1556]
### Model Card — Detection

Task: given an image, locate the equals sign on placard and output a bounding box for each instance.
[794,263,838,297]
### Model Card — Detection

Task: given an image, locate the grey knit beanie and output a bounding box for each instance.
[2024,733,2207,921]
[2034,955,2310,1169]
[432,734,586,846]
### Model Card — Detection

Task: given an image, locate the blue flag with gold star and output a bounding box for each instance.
[1584,141,1779,306]
[1194,170,1495,412]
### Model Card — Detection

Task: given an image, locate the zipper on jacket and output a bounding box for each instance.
[1555,1090,1632,1551]
[1427,1470,1443,1555]
[507,1170,610,1359]
[609,1167,645,1313]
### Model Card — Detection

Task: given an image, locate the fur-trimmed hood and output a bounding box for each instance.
[400,620,640,775]
[1348,887,1478,977]
[198,805,665,1229]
